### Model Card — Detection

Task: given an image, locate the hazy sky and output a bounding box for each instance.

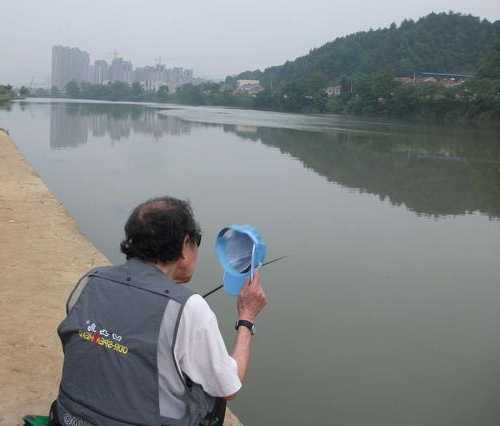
[2,0,499,86]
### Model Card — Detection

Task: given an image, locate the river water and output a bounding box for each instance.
[1,99,500,425]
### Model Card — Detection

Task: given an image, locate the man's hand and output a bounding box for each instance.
[237,271,267,323]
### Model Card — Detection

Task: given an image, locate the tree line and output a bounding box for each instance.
[0,85,30,103]
[36,70,499,124]
[56,81,171,103]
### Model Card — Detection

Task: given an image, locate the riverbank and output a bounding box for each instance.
[0,130,240,425]
[0,129,108,424]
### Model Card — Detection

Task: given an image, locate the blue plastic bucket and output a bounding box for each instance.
[215,224,267,295]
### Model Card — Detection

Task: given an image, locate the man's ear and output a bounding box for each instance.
[179,235,191,259]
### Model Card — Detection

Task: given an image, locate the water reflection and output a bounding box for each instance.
[225,125,500,219]
[49,103,192,149]
[48,102,500,219]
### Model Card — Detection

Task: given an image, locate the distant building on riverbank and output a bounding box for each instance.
[234,80,264,95]
[51,46,90,89]
[110,57,134,84]
[93,60,109,85]
[134,65,193,92]
[395,72,473,87]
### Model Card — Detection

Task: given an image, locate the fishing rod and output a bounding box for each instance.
[202,256,287,298]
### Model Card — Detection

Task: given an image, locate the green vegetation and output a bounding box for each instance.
[30,81,169,102]
[19,86,30,97]
[51,80,257,108]
[62,80,169,102]
[39,12,500,124]
[233,12,500,88]
[324,74,500,123]
[477,42,500,79]
[0,85,14,103]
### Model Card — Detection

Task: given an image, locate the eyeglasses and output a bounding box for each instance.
[190,231,202,247]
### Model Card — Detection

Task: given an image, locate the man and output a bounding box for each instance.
[54,196,267,425]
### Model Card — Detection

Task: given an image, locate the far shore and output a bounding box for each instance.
[15,95,500,128]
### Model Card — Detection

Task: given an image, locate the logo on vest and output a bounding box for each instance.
[78,320,128,355]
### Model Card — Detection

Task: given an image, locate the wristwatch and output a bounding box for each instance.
[235,319,255,335]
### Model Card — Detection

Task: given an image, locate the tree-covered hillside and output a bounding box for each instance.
[231,12,500,88]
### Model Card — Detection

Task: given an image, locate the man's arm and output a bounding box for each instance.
[173,272,267,400]
[224,272,267,400]
[174,296,242,399]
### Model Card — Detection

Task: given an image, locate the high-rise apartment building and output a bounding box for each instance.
[51,45,90,89]
[93,60,109,84]
[110,58,133,83]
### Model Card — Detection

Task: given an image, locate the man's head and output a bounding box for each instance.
[120,196,201,283]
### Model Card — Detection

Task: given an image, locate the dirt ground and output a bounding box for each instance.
[0,130,240,425]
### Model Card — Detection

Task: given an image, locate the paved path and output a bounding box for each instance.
[0,130,240,425]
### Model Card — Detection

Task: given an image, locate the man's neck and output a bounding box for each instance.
[149,261,178,283]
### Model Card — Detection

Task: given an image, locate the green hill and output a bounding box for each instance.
[231,12,500,88]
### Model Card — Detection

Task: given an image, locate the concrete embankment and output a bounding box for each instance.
[0,130,240,425]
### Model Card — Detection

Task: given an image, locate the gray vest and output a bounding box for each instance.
[57,259,215,426]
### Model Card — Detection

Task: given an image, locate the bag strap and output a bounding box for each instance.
[48,400,61,426]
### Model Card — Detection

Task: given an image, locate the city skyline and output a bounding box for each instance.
[51,45,194,91]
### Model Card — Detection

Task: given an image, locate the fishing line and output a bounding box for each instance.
[202,256,287,298]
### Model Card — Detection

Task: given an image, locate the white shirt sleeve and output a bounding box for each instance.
[174,294,242,398]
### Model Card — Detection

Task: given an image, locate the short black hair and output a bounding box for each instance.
[120,196,201,263]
